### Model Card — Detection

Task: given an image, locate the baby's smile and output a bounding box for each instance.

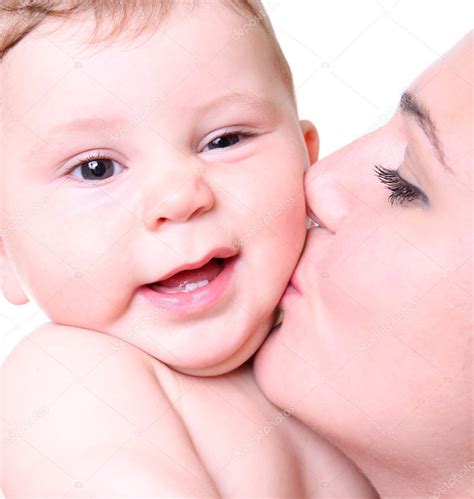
[0,0,316,376]
[140,249,240,315]
[149,257,227,293]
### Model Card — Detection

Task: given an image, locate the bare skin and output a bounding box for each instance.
[255,33,473,497]
[0,3,376,494]
[1,322,378,496]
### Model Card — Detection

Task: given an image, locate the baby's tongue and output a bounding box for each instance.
[150,259,223,294]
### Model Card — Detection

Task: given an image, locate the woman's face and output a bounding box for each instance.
[255,33,473,489]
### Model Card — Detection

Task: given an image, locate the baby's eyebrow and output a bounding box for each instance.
[24,116,125,160]
[48,116,124,135]
[25,92,278,159]
[194,91,280,118]
[50,92,276,136]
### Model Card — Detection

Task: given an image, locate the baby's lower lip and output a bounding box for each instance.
[137,256,239,316]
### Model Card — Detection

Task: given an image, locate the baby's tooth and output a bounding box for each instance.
[179,280,210,292]
[184,282,198,292]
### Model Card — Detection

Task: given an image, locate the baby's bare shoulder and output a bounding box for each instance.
[1,322,163,424]
[0,322,218,496]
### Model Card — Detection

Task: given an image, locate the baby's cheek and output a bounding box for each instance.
[273,161,306,235]
[261,186,307,284]
[280,191,307,256]
[14,198,132,326]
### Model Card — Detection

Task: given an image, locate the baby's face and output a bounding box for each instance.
[0,2,314,375]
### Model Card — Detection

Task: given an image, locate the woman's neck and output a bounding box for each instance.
[356,452,473,497]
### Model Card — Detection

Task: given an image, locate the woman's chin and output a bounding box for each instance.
[254,329,312,422]
[254,299,309,398]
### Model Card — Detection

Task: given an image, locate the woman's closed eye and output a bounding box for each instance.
[374,164,429,207]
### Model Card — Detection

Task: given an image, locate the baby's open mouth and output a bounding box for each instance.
[140,252,239,315]
[147,258,227,294]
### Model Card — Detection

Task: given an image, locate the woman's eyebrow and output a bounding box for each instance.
[399,91,452,174]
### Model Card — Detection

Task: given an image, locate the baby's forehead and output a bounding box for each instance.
[2,32,73,120]
[4,3,281,104]
[1,8,291,166]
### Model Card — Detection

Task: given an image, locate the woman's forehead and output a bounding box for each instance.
[410,33,473,101]
[405,35,473,182]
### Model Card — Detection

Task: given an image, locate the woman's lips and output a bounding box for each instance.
[283,224,333,300]
[283,279,301,299]
[138,256,238,315]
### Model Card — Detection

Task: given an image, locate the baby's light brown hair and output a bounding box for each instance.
[0,0,296,103]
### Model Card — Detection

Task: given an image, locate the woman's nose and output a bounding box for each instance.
[143,170,215,229]
[304,153,354,233]
[305,121,406,233]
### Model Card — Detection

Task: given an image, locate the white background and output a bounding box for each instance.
[0,2,472,496]
[0,0,472,365]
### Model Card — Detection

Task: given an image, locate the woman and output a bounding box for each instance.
[255,32,473,497]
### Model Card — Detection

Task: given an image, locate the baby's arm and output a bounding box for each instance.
[1,323,218,497]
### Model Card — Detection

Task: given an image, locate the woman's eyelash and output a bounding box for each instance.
[374,165,428,207]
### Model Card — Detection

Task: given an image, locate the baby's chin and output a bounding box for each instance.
[152,310,278,377]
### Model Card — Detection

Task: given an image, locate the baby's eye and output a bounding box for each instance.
[202,131,256,152]
[68,156,125,183]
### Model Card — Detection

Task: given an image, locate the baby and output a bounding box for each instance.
[0,0,376,496]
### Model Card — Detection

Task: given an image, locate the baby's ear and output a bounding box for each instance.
[0,237,29,305]
[299,120,319,165]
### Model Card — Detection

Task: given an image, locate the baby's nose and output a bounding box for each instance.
[143,170,215,229]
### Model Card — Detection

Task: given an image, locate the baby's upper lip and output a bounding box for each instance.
[149,247,238,284]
